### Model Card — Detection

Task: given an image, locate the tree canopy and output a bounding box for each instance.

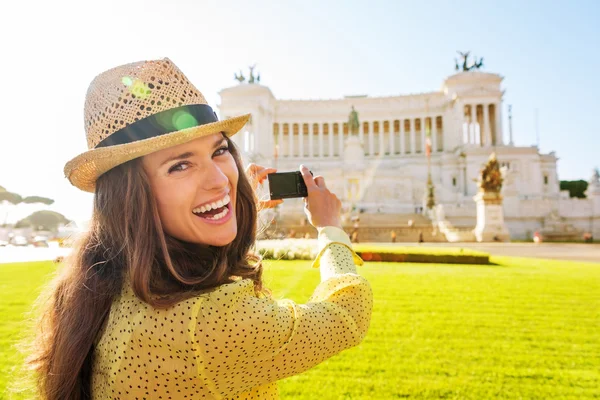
[0,191,23,204]
[15,210,71,231]
[21,196,55,205]
[559,180,588,199]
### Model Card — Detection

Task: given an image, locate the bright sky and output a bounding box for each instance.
[1,0,599,225]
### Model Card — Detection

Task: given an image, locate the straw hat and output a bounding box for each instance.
[64,57,250,192]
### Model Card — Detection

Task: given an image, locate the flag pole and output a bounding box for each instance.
[425,100,435,212]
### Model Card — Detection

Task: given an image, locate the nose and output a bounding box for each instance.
[202,161,229,192]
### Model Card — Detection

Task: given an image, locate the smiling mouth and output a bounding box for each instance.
[192,194,231,221]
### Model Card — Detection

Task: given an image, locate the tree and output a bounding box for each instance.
[560,180,588,199]
[15,210,70,231]
[21,196,55,205]
[1,191,23,226]
[0,191,23,204]
[0,186,55,225]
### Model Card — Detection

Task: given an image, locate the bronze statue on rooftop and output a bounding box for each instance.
[234,65,261,84]
[457,51,484,71]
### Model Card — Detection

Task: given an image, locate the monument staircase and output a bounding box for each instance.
[260,212,447,242]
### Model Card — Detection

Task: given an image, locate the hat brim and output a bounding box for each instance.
[64,113,251,193]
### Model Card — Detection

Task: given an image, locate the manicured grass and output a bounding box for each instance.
[264,257,600,399]
[1,256,599,399]
[0,261,56,399]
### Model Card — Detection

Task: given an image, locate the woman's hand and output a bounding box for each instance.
[245,163,284,209]
[299,164,342,229]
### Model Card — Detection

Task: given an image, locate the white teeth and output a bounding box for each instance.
[192,194,231,216]
[205,205,229,220]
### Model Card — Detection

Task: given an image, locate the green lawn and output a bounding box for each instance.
[1,257,599,399]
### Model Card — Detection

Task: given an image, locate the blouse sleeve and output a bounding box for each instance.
[192,226,373,397]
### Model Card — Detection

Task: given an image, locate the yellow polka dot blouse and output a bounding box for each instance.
[91,226,373,399]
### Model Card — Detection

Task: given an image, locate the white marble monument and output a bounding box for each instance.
[219,57,599,241]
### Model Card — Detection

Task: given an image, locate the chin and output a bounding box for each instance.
[206,234,236,247]
[199,223,238,247]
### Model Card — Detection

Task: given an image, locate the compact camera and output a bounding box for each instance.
[267,171,313,200]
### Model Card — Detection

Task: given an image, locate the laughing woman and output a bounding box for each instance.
[27,58,373,399]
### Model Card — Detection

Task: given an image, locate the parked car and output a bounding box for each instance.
[11,236,29,246]
[32,236,49,247]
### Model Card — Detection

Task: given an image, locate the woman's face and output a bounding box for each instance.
[141,133,239,246]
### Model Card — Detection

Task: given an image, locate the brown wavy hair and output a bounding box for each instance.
[25,136,266,399]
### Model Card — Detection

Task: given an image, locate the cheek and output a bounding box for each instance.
[153,179,195,223]
[224,158,239,188]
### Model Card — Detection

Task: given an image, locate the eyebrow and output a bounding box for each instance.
[160,137,228,167]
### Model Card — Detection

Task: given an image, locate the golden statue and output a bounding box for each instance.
[478,152,503,193]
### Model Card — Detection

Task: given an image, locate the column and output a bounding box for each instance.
[288,123,294,157]
[399,119,405,155]
[299,123,305,157]
[368,121,374,155]
[339,121,344,157]
[318,123,324,158]
[462,106,468,144]
[459,160,466,195]
[410,118,415,153]
[389,120,395,155]
[432,116,437,153]
[359,119,364,144]
[421,117,426,153]
[328,122,334,157]
[470,104,477,145]
[483,104,491,147]
[308,123,314,158]
[495,103,502,146]
[379,121,385,155]
[278,124,283,157]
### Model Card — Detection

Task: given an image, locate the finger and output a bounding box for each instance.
[299,164,317,190]
[256,167,277,184]
[314,176,327,189]
[245,163,259,175]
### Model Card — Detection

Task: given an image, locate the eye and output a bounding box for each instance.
[214,145,230,157]
[168,161,190,174]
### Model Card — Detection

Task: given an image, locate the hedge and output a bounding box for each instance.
[257,241,490,265]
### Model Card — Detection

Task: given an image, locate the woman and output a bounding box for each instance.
[27,58,373,399]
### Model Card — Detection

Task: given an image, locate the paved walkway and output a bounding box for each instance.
[0,246,71,264]
[389,242,600,263]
